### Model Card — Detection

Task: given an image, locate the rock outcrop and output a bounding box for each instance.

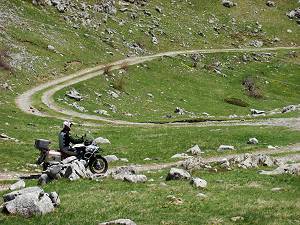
[2,187,59,218]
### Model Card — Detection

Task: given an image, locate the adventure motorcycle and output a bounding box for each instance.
[35,138,108,174]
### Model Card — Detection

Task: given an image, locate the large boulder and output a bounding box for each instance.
[4,193,54,218]
[3,187,43,202]
[2,187,59,218]
[99,219,136,225]
[259,163,300,175]
[166,168,191,181]
[94,137,111,145]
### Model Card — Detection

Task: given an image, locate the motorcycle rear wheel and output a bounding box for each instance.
[89,155,108,174]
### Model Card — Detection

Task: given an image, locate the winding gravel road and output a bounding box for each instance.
[16,46,300,128]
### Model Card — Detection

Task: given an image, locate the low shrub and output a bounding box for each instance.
[224,97,249,107]
[242,77,263,98]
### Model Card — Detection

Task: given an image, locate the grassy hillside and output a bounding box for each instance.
[53,50,300,122]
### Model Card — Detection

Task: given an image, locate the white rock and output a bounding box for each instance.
[166,168,191,180]
[218,145,235,151]
[190,177,207,189]
[99,219,136,225]
[186,145,203,155]
[94,137,111,145]
[267,145,276,150]
[171,153,191,159]
[104,155,119,163]
[47,45,55,51]
[271,187,283,192]
[9,180,25,191]
[196,193,207,199]
[248,138,259,145]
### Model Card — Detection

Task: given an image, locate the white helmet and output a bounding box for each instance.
[63,121,72,129]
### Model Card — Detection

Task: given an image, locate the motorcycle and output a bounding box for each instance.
[35,138,108,174]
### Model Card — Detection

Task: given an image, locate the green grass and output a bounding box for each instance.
[54,51,300,122]
[1,115,300,171]
[1,168,299,225]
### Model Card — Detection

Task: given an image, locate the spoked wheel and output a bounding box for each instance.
[89,155,108,174]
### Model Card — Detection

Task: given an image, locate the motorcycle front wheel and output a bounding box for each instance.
[89,155,108,174]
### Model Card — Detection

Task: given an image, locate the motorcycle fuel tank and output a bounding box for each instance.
[45,150,62,162]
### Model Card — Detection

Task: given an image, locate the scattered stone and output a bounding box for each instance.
[0,133,19,142]
[147,93,154,98]
[69,102,87,112]
[104,155,119,163]
[196,193,207,199]
[119,158,129,162]
[259,163,300,175]
[99,219,137,225]
[247,138,259,145]
[219,158,230,169]
[181,157,209,171]
[282,105,296,113]
[218,145,235,151]
[152,36,159,45]
[94,137,111,145]
[123,174,147,183]
[166,195,183,205]
[286,8,300,19]
[271,187,283,192]
[190,177,207,189]
[108,90,120,98]
[186,145,203,155]
[66,88,83,101]
[267,145,276,150]
[171,153,191,159]
[174,107,185,115]
[266,1,275,7]
[155,6,162,14]
[111,166,137,180]
[222,0,236,8]
[166,168,191,181]
[47,45,55,51]
[249,40,264,48]
[49,192,60,207]
[231,216,244,222]
[38,174,51,186]
[251,109,265,115]
[9,180,25,191]
[231,153,277,169]
[94,109,110,116]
